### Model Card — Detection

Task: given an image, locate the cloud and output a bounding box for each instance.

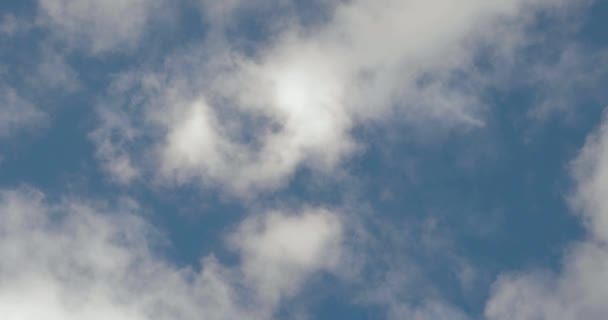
[0,14,32,37]
[485,111,608,320]
[0,187,344,320]
[231,208,343,305]
[28,47,80,93]
[3,3,606,320]
[37,0,170,53]
[89,106,141,184]
[528,47,608,119]
[93,0,577,196]
[571,115,608,243]
[0,86,47,138]
[0,17,78,148]
[349,215,480,320]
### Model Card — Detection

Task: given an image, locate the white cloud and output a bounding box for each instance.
[94,0,576,196]
[485,112,608,320]
[0,187,344,320]
[232,208,343,305]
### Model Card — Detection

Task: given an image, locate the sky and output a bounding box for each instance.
[1,0,608,319]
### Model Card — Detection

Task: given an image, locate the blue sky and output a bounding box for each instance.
[1,1,608,319]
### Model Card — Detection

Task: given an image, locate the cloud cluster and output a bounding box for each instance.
[485,113,608,320]
[0,188,344,320]
[93,0,575,196]
[3,1,607,319]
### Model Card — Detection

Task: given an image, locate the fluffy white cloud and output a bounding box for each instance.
[485,112,608,320]
[94,0,576,196]
[0,187,344,320]
[232,208,343,305]
[37,0,170,53]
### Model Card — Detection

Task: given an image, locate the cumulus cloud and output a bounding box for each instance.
[93,0,576,196]
[485,112,608,320]
[0,187,344,320]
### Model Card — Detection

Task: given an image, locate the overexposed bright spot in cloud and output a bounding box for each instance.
[269,48,349,154]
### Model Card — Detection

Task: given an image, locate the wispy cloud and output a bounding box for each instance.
[37,0,172,53]
[0,86,47,138]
